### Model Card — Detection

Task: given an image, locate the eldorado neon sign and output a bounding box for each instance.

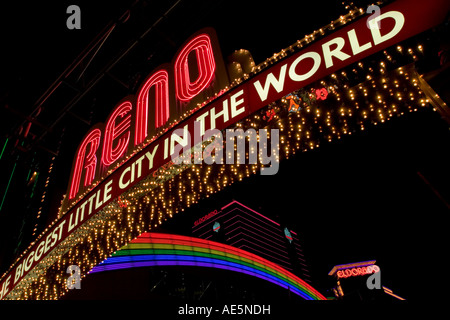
[1,0,449,300]
[337,265,380,279]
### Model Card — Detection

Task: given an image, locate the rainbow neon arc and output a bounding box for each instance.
[90,233,326,300]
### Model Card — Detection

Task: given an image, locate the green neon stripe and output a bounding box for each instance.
[116,248,269,274]
[114,246,316,299]
[26,169,33,182]
[123,243,308,284]
[0,162,17,212]
[117,247,272,275]
[119,243,278,277]
[123,243,296,276]
[0,138,8,161]
[122,243,279,270]
[121,249,309,296]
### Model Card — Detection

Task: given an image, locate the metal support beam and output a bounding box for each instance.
[418,73,450,124]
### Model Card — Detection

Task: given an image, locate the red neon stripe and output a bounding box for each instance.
[196,226,214,239]
[238,244,293,270]
[135,70,170,146]
[69,129,102,199]
[227,233,291,264]
[174,34,216,102]
[221,200,280,226]
[224,217,288,248]
[224,211,284,239]
[102,101,133,166]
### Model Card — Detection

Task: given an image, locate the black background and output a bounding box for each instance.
[0,0,448,311]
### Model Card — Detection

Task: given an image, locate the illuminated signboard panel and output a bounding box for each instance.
[90,232,326,300]
[1,0,449,300]
[64,0,450,209]
[192,200,311,282]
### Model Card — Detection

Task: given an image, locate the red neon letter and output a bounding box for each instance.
[174,34,216,102]
[135,70,170,145]
[69,129,101,199]
[102,101,133,166]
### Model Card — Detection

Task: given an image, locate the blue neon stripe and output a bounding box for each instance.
[92,259,312,299]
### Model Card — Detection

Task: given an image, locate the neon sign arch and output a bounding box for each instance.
[89,233,326,300]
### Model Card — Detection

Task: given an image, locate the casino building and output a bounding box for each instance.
[191,200,312,284]
[0,0,449,302]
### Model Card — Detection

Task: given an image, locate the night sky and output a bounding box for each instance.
[0,0,448,310]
